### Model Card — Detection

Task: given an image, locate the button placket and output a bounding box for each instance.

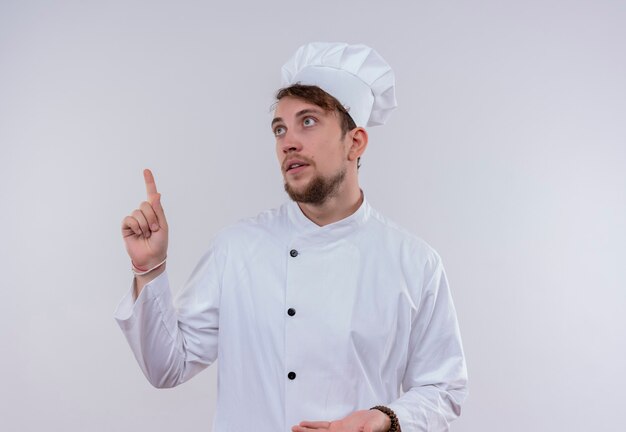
[285,248,300,388]
[285,242,303,422]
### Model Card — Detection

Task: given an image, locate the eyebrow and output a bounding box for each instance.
[271,108,325,127]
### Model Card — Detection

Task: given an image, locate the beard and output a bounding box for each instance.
[284,167,346,205]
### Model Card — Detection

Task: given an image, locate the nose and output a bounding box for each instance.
[280,130,302,154]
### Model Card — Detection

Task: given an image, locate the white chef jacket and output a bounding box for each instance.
[114,196,468,431]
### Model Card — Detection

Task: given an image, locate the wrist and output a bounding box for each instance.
[133,263,166,300]
[370,406,400,432]
[132,256,167,276]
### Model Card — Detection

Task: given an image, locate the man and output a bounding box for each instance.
[116,42,467,432]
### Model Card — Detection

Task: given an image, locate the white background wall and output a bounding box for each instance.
[1,1,624,431]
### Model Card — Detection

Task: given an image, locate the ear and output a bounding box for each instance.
[347,127,368,162]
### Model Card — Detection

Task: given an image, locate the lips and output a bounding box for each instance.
[284,158,311,173]
[287,162,308,171]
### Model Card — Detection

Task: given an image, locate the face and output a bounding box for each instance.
[272,96,351,204]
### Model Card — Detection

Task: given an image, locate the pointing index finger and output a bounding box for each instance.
[143,168,158,199]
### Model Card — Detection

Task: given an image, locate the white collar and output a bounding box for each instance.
[285,192,371,244]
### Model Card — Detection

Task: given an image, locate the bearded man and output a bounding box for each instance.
[116,42,468,432]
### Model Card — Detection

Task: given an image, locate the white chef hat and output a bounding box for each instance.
[281,42,397,127]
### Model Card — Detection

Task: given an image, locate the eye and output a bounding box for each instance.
[303,117,317,127]
[274,126,286,136]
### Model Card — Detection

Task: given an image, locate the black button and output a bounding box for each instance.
[290,249,298,257]
[288,371,296,380]
[287,308,296,316]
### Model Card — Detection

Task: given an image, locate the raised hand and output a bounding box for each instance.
[121,169,169,271]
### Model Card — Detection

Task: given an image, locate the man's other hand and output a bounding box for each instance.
[292,409,391,432]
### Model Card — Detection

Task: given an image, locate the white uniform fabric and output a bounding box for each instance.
[114,196,468,431]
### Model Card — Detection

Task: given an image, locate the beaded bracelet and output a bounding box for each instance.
[370,405,401,432]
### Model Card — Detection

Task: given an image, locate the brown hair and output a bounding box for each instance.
[275,84,357,138]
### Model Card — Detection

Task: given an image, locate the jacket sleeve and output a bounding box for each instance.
[387,254,468,431]
[113,246,224,388]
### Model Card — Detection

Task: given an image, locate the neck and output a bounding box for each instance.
[297,183,363,227]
